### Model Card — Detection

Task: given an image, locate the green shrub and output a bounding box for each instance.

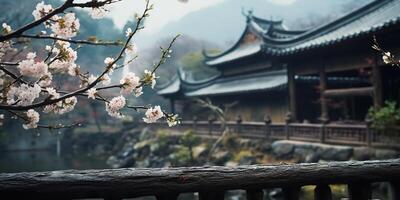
[368,101,400,131]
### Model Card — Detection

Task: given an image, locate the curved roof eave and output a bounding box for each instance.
[260,0,394,46]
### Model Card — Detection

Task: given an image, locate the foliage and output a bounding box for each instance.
[169,146,192,166]
[180,51,219,81]
[180,130,200,148]
[368,101,400,131]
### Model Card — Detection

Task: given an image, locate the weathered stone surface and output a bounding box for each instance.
[272,140,353,162]
[375,149,399,160]
[353,147,374,161]
[272,141,294,157]
[320,146,353,161]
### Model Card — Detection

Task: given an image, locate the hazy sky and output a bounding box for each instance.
[104,0,225,32]
[100,0,298,33]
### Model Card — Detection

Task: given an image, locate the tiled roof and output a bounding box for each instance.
[185,70,287,97]
[204,15,305,66]
[264,0,400,55]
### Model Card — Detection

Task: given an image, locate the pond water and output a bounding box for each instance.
[0,150,109,173]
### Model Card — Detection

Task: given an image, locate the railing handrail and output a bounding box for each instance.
[1,159,399,199]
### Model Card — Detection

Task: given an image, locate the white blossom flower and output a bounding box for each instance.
[38,72,53,87]
[143,69,157,88]
[101,74,111,86]
[46,87,60,99]
[87,88,97,99]
[23,109,40,129]
[67,64,79,76]
[17,52,47,78]
[125,43,138,57]
[167,114,180,127]
[125,28,132,37]
[88,74,97,85]
[105,96,126,118]
[104,57,115,65]
[134,86,143,97]
[32,1,54,21]
[2,23,11,33]
[120,72,140,95]
[27,52,36,59]
[89,7,107,19]
[143,105,164,123]
[51,13,80,38]
[383,52,392,64]
[7,84,41,106]
[45,96,77,115]
[49,41,77,73]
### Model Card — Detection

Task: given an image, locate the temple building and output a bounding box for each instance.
[157,0,400,124]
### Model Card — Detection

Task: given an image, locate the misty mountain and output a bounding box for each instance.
[136,0,373,48]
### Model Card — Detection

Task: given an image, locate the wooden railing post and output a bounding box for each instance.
[246,189,263,200]
[282,186,301,200]
[193,116,198,132]
[389,182,400,200]
[264,115,271,139]
[199,191,225,200]
[320,119,328,144]
[208,115,215,136]
[314,185,332,200]
[348,183,371,200]
[365,115,373,147]
[236,115,242,134]
[285,112,292,140]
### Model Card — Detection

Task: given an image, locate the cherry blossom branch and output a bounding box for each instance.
[6,110,81,130]
[372,36,400,67]
[20,34,123,46]
[0,0,182,129]
[0,0,118,42]
[0,0,152,111]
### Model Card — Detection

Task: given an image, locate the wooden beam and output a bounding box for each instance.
[288,67,297,121]
[0,160,400,199]
[319,67,329,122]
[373,57,383,108]
[323,87,373,97]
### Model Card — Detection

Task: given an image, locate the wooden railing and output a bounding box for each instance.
[1,159,400,199]
[142,118,400,148]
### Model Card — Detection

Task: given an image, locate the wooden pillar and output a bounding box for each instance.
[282,186,301,200]
[246,189,264,200]
[319,67,329,122]
[348,183,371,200]
[373,58,383,108]
[315,185,332,200]
[288,67,297,122]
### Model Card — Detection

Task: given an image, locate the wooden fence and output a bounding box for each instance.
[142,118,400,148]
[1,159,400,199]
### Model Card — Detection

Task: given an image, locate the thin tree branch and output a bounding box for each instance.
[20,34,123,46]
